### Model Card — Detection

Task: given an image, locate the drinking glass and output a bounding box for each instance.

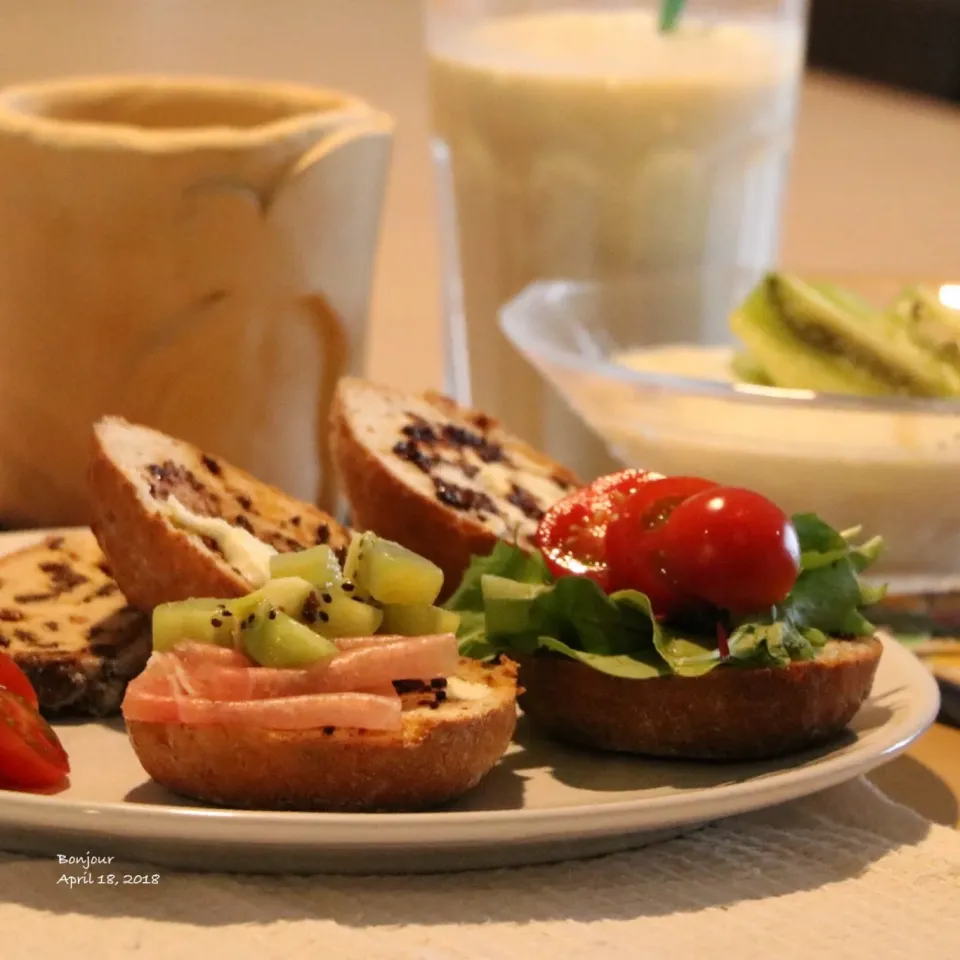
[424,0,808,477]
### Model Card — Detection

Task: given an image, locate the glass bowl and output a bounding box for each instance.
[499,270,960,586]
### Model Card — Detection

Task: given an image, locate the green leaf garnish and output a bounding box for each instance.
[450,514,883,678]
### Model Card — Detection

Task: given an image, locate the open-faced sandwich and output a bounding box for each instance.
[445,469,884,760]
[87,417,518,811]
[334,379,885,762]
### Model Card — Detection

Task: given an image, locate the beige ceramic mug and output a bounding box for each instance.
[0,75,393,526]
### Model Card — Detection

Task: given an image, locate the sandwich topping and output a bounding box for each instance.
[121,533,480,731]
[162,496,277,588]
[448,469,884,679]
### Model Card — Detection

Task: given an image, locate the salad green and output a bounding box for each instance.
[446,515,884,679]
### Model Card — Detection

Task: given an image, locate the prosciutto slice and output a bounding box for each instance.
[170,634,457,702]
[121,634,456,732]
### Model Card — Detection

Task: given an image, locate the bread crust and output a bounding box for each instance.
[88,417,348,611]
[125,659,519,811]
[515,638,882,760]
[330,379,578,595]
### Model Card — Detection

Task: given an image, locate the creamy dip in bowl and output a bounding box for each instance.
[500,273,960,585]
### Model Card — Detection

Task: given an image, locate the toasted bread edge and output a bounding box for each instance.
[515,638,883,760]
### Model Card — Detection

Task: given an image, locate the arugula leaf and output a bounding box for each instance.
[538,636,665,679]
[794,513,850,571]
[445,542,551,614]
[779,514,883,637]
[454,609,496,660]
[850,536,884,573]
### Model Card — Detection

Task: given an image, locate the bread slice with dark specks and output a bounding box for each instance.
[331,378,580,592]
[126,657,519,811]
[0,529,150,716]
[89,416,349,611]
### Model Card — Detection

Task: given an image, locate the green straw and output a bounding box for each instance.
[659,0,686,33]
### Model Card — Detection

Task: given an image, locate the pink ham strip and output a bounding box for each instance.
[123,690,402,730]
[170,634,458,702]
[333,635,417,651]
[172,642,253,669]
[122,690,182,724]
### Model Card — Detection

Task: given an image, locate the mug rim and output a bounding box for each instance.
[0,75,392,151]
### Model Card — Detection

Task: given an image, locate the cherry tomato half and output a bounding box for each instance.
[0,652,39,711]
[0,691,69,790]
[660,486,801,614]
[536,469,660,586]
[604,476,719,615]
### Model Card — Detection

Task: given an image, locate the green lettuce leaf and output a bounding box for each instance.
[538,636,665,679]
[445,541,551,614]
[777,513,883,637]
[450,512,884,677]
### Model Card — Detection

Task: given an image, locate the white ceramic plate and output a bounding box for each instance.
[0,530,941,874]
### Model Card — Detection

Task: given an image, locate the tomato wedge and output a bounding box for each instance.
[0,652,39,710]
[536,469,661,586]
[0,691,69,790]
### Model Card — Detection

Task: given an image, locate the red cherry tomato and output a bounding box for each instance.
[0,691,69,790]
[604,476,719,614]
[0,652,39,711]
[661,486,801,614]
[536,469,660,586]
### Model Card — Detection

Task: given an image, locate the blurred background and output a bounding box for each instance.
[808,0,960,101]
[1,0,958,394]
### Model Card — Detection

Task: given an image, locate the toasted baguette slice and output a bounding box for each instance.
[126,657,518,811]
[331,378,579,591]
[516,638,882,760]
[0,530,150,716]
[89,416,349,611]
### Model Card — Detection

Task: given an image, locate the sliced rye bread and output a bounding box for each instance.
[331,378,580,591]
[0,529,150,716]
[126,657,519,811]
[89,417,349,611]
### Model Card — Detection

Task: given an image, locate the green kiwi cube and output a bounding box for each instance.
[152,598,237,651]
[306,589,383,639]
[379,604,460,636]
[229,577,314,622]
[268,545,343,588]
[355,534,444,605]
[242,606,338,668]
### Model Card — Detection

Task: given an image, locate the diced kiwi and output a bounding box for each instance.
[355,534,444,605]
[268,545,342,588]
[152,598,237,651]
[341,532,371,601]
[305,590,383,639]
[342,532,365,583]
[230,577,315,621]
[242,605,338,668]
[379,604,460,636]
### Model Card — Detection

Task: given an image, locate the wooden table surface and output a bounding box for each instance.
[0,0,958,826]
[870,718,960,827]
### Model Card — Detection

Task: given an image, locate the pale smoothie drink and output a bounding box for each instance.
[427,4,805,474]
